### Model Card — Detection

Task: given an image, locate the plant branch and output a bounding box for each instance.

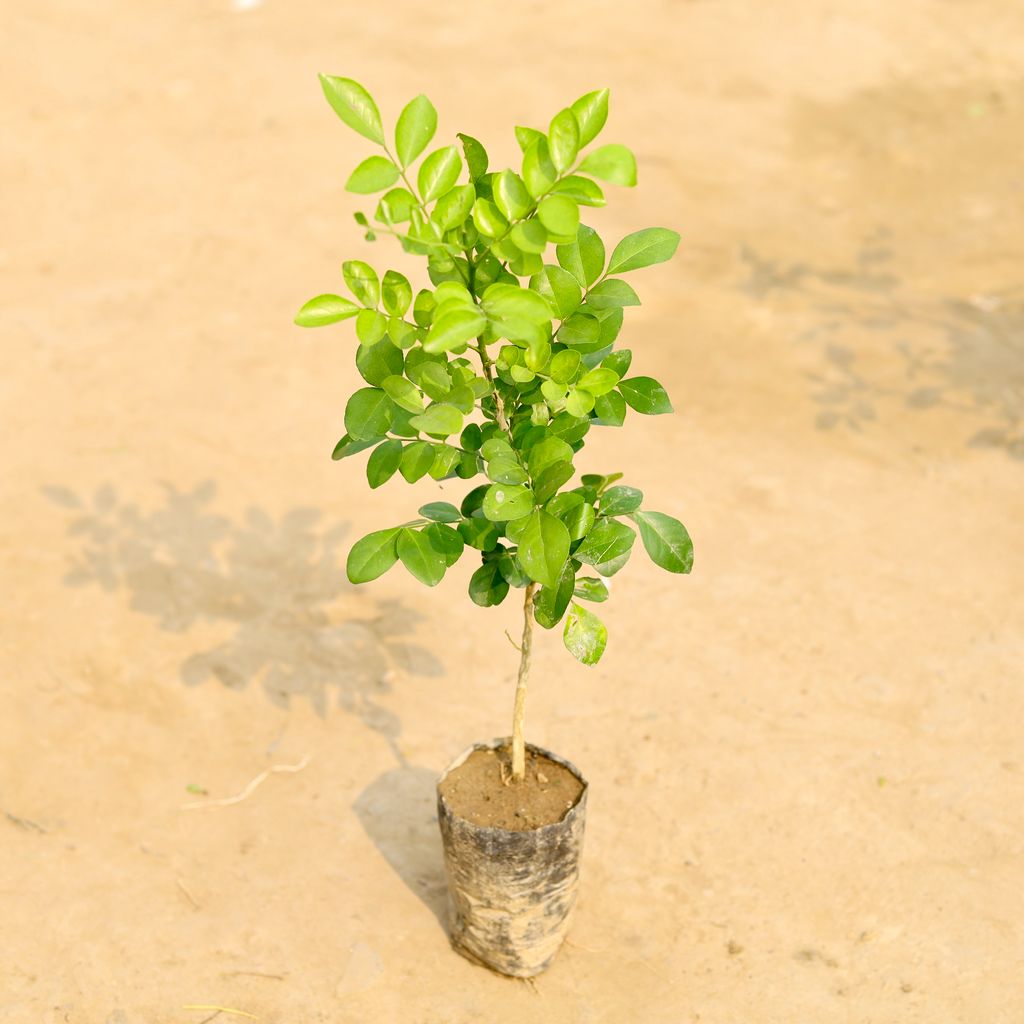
[511,582,538,782]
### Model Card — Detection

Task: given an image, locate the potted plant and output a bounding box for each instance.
[297,75,693,977]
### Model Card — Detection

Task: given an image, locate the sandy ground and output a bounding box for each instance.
[2,1,1023,1021]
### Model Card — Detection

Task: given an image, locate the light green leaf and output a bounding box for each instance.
[607,227,681,274]
[587,278,641,309]
[418,145,462,203]
[356,337,404,386]
[428,444,461,479]
[381,374,424,413]
[522,137,557,198]
[397,528,446,586]
[483,483,535,522]
[593,389,627,426]
[574,516,635,576]
[377,187,417,224]
[493,169,532,222]
[481,283,553,325]
[551,175,606,207]
[345,387,395,440]
[486,455,529,485]
[563,602,607,664]
[408,403,463,437]
[355,309,387,345]
[433,184,476,231]
[556,224,605,287]
[515,125,545,152]
[457,132,489,179]
[537,195,580,238]
[510,220,548,254]
[527,436,574,477]
[548,108,580,174]
[472,198,509,238]
[399,440,436,482]
[318,74,384,144]
[517,510,570,588]
[530,265,582,321]
[565,388,594,417]
[380,270,412,317]
[558,312,602,351]
[295,294,360,327]
[395,94,437,167]
[425,521,464,566]
[419,501,461,523]
[578,143,637,187]
[346,527,400,583]
[346,155,400,194]
[619,376,673,415]
[423,307,486,354]
[549,349,583,384]
[577,367,619,396]
[631,511,693,574]
[574,576,609,602]
[366,438,403,488]
[570,88,610,147]
[343,260,380,307]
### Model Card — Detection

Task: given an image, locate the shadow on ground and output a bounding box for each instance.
[43,480,443,751]
[740,232,1024,458]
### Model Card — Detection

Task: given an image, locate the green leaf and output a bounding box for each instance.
[620,376,673,415]
[295,294,360,327]
[533,559,576,628]
[481,283,553,325]
[510,220,548,254]
[346,155,400,194]
[459,517,499,552]
[460,483,491,516]
[556,224,605,288]
[425,522,464,566]
[577,367,619,396]
[345,387,395,440]
[562,500,595,541]
[457,132,489,179]
[366,439,403,488]
[377,187,417,224]
[570,88,610,147]
[600,485,643,516]
[602,348,633,377]
[587,278,641,309]
[549,349,583,384]
[423,307,487,354]
[433,184,475,231]
[399,440,436,482]
[537,195,580,238]
[493,169,532,221]
[409,403,463,437]
[346,527,400,583]
[331,434,379,461]
[551,175,606,207]
[428,444,461,479]
[498,552,531,588]
[548,108,580,174]
[565,388,594,417]
[472,198,509,238]
[395,94,437,167]
[574,517,635,576]
[573,576,609,602]
[530,265,582,320]
[412,361,452,400]
[381,270,413,316]
[578,143,637,187]
[631,511,693,574]
[483,484,534,522]
[522,137,557,198]
[343,260,380,307]
[607,227,681,274]
[592,389,627,426]
[515,125,545,152]
[469,561,509,606]
[528,436,574,477]
[318,75,384,144]
[381,374,424,413]
[355,308,388,345]
[534,461,575,503]
[419,501,461,523]
[355,337,404,386]
[397,528,446,586]
[558,312,602,351]
[563,602,607,665]
[517,510,570,588]
[486,455,529,485]
[418,145,462,203]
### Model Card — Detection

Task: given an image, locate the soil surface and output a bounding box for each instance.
[3,2,1024,1023]
[439,747,585,831]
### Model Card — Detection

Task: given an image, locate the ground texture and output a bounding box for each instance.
[2,1,1023,1021]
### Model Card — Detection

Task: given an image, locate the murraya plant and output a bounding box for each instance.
[297,77,693,786]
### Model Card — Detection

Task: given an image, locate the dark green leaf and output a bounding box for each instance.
[399,440,436,482]
[562,500,595,541]
[366,439,403,488]
[518,510,570,588]
[295,293,360,327]
[331,434,379,461]
[528,436,574,477]
[395,94,437,167]
[533,559,576,628]
[631,511,693,573]
[592,389,626,426]
[460,483,491,517]
[345,387,395,440]
[558,313,602,351]
[356,337,404,386]
[346,527,400,583]
[600,485,643,516]
[459,517,500,552]
[418,501,461,523]
[563,602,607,664]
[318,75,384,144]
[620,376,673,415]
[457,132,489,179]
[469,560,509,606]
[602,348,632,376]
[556,224,605,288]
[397,528,446,586]
[425,522,464,566]
[574,516,635,576]
[534,461,575,503]
[607,227,681,274]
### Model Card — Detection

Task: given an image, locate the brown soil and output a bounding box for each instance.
[439,747,584,831]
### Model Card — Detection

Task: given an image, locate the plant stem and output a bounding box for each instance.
[511,581,538,782]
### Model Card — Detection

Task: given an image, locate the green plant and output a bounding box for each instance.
[297,77,693,780]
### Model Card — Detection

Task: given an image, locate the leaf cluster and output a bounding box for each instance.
[298,78,693,664]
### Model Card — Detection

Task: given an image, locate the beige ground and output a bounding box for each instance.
[2,1,1023,1021]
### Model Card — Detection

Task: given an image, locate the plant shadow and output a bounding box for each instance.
[43,479,444,755]
[739,230,1024,458]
